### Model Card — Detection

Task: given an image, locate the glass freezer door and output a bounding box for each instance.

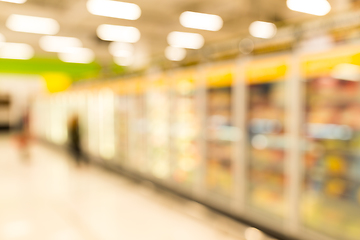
[206,87,234,197]
[302,75,360,240]
[247,80,286,219]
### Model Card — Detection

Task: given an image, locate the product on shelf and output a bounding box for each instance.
[146,76,171,179]
[247,81,286,218]
[301,48,360,240]
[245,57,289,218]
[172,72,201,186]
[206,65,235,197]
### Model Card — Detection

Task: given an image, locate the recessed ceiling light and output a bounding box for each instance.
[39,36,82,53]
[0,42,34,60]
[114,56,133,66]
[97,24,140,43]
[87,0,141,20]
[249,21,277,39]
[167,31,204,49]
[180,11,223,31]
[58,48,95,64]
[165,46,186,61]
[0,0,26,3]
[108,42,134,57]
[6,14,59,35]
[287,0,331,16]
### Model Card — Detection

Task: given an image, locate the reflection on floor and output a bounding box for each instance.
[0,135,275,240]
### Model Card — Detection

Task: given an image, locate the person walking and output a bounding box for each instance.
[17,110,31,162]
[68,115,85,166]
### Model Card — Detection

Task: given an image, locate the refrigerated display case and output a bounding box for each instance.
[301,46,360,240]
[146,75,171,179]
[171,70,201,187]
[114,81,130,165]
[98,88,116,160]
[127,78,146,172]
[87,91,101,158]
[206,64,235,198]
[245,57,289,218]
[33,43,360,240]
[49,93,68,145]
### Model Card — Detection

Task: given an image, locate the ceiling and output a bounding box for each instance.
[0,0,354,70]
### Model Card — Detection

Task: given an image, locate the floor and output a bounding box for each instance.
[0,134,274,240]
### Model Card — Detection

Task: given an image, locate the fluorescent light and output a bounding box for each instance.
[97,24,140,43]
[287,0,331,16]
[180,11,223,31]
[165,46,186,61]
[167,31,204,49]
[249,21,277,39]
[0,43,34,59]
[58,48,95,64]
[0,0,26,3]
[114,56,133,66]
[87,0,141,20]
[6,14,59,35]
[39,36,82,53]
[108,42,134,57]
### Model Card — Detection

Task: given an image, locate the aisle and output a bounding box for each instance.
[0,135,271,240]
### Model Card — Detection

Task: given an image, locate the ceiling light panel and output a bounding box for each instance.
[6,14,59,35]
[109,42,134,57]
[0,43,34,60]
[87,0,141,20]
[58,48,95,64]
[97,24,140,43]
[40,36,82,53]
[114,56,133,66]
[167,31,204,49]
[0,0,26,3]
[165,46,186,61]
[249,21,277,39]
[287,0,331,16]
[180,11,223,31]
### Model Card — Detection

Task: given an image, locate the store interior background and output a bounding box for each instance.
[1,1,360,240]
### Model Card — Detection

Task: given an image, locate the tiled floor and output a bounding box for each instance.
[0,135,273,240]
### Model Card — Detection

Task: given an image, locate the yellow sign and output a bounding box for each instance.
[302,45,360,78]
[246,56,289,84]
[206,64,234,88]
[173,68,197,92]
[42,72,72,93]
